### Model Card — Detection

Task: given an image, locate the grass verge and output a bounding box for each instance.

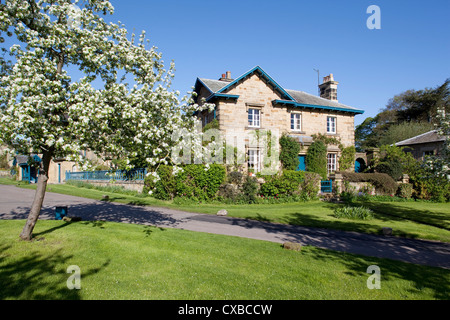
[0,220,448,300]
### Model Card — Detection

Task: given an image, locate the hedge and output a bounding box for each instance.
[341,172,398,195]
[259,170,305,197]
[144,164,226,201]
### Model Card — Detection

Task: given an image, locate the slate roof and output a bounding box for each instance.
[195,66,364,114]
[285,89,361,112]
[198,78,229,93]
[13,154,42,165]
[395,130,446,146]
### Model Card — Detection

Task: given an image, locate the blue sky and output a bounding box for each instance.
[107,0,449,126]
[3,0,448,126]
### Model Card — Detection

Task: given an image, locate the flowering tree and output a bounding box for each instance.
[0,0,205,240]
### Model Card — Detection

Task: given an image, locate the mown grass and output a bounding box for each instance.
[0,220,448,300]
[1,177,449,242]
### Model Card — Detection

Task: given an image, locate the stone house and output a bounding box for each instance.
[193,66,364,175]
[394,130,447,161]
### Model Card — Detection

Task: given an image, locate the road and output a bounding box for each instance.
[1,184,449,269]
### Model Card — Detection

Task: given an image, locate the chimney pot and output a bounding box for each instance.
[226,71,231,79]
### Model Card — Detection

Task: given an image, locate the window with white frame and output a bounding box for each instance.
[291,113,301,131]
[248,149,261,173]
[327,116,336,134]
[327,153,337,174]
[248,108,261,128]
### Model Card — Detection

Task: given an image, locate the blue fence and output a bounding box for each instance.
[321,180,333,193]
[65,168,147,182]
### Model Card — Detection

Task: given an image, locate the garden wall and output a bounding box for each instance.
[0,170,11,177]
[330,172,407,196]
[80,180,144,193]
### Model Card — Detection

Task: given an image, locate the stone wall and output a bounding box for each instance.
[78,180,144,193]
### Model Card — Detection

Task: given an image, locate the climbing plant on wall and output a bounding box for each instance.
[311,134,356,172]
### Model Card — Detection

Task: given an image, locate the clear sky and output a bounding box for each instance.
[6,0,450,127]
[106,0,450,126]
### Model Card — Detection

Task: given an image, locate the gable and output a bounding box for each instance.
[194,66,364,114]
[217,66,295,101]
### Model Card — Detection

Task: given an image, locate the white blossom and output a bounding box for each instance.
[0,0,204,182]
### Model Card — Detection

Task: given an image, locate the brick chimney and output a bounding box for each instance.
[318,73,339,102]
[219,71,233,82]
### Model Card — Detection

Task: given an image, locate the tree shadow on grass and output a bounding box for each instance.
[357,201,450,231]
[281,210,390,237]
[303,246,450,300]
[143,225,166,237]
[1,201,180,228]
[237,210,450,269]
[0,244,110,300]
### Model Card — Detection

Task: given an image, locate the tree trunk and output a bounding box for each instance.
[19,150,53,241]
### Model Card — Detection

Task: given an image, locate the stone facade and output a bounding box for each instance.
[195,67,363,175]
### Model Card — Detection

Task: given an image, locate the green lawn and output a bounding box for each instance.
[1,177,450,242]
[0,220,448,300]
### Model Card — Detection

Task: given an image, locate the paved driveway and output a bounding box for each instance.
[1,185,449,269]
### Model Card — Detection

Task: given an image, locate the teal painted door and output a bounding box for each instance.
[297,156,306,172]
[355,160,361,173]
[21,166,30,182]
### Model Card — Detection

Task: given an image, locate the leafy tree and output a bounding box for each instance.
[356,79,450,150]
[378,121,434,146]
[0,0,206,240]
[396,79,449,124]
[372,145,416,181]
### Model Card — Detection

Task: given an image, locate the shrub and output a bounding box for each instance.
[376,160,404,181]
[152,165,176,200]
[397,183,413,199]
[0,151,10,169]
[259,170,305,197]
[306,141,327,179]
[334,206,374,220]
[409,164,450,202]
[218,183,241,202]
[242,176,259,203]
[144,164,226,201]
[227,171,243,185]
[279,135,301,170]
[299,172,321,200]
[341,172,398,195]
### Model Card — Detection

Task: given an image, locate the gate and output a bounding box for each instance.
[321,180,333,193]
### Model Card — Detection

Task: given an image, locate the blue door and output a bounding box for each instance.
[355,160,361,173]
[21,165,30,182]
[297,156,306,172]
[355,158,366,173]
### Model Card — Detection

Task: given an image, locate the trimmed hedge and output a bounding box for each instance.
[259,170,305,197]
[341,172,398,195]
[144,164,226,201]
